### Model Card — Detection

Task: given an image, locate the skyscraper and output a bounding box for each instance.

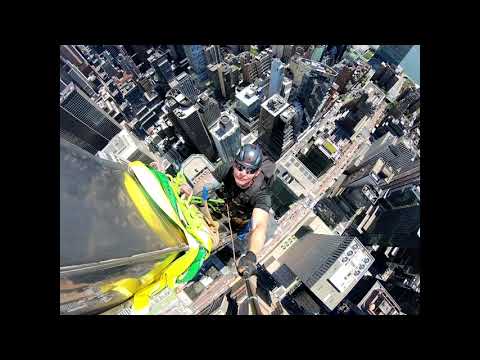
[181,154,220,195]
[280,78,293,100]
[60,57,97,97]
[169,72,200,102]
[282,45,295,63]
[259,94,290,138]
[104,45,121,60]
[289,56,337,88]
[373,45,414,68]
[207,62,240,100]
[234,84,262,133]
[101,59,120,79]
[321,45,348,66]
[268,105,296,161]
[152,54,175,83]
[395,87,420,116]
[207,63,221,94]
[138,75,156,96]
[204,45,222,65]
[122,83,147,114]
[371,62,402,93]
[197,92,221,129]
[270,177,300,218]
[273,233,374,311]
[172,103,217,162]
[333,63,355,93]
[347,278,403,315]
[210,64,229,98]
[397,45,420,85]
[311,46,326,62]
[360,204,420,248]
[184,45,208,81]
[130,45,149,65]
[342,158,396,189]
[297,66,336,119]
[239,52,258,84]
[97,128,162,165]
[235,84,262,119]
[165,45,178,60]
[60,45,91,76]
[210,111,241,165]
[254,49,273,78]
[60,83,122,154]
[271,45,284,59]
[268,58,285,98]
[352,137,416,174]
[117,52,140,78]
[380,160,420,193]
[147,52,172,97]
[291,101,305,135]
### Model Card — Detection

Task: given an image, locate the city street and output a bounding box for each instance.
[259,101,387,262]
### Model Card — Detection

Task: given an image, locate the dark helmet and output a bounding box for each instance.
[235,144,263,171]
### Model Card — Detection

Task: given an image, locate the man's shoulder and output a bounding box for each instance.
[261,157,275,176]
[251,187,272,212]
[213,162,233,182]
[260,157,276,188]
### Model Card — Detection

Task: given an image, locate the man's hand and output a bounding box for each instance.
[179,184,193,197]
[237,251,257,278]
[149,161,163,171]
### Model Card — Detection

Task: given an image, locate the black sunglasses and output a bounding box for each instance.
[234,161,258,174]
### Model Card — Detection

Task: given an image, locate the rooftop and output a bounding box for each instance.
[277,154,318,197]
[166,88,191,108]
[176,72,189,82]
[181,154,216,188]
[322,139,337,155]
[197,93,210,105]
[261,94,289,117]
[173,104,197,119]
[294,56,338,77]
[212,111,238,138]
[207,63,220,72]
[279,106,296,123]
[357,280,402,315]
[236,84,261,106]
[60,82,76,102]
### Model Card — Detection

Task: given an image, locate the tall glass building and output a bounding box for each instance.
[183,45,208,81]
[210,111,241,165]
[60,83,122,155]
[375,45,413,66]
[372,45,420,85]
[268,58,285,97]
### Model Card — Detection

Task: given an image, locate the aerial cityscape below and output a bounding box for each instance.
[60,44,420,315]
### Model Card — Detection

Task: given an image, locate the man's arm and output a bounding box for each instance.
[236,190,271,277]
[247,207,269,256]
[236,207,269,277]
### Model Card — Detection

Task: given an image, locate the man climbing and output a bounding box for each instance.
[214,144,276,278]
